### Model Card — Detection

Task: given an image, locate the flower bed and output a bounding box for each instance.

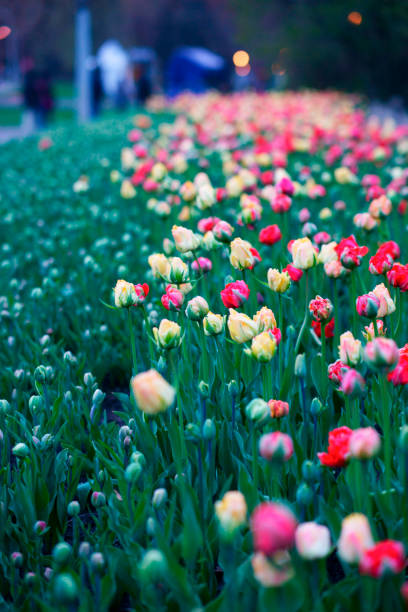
[0,92,407,610]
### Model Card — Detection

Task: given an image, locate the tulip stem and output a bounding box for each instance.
[278,293,283,385]
[380,374,392,498]
[141,305,155,365]
[320,322,328,400]
[127,308,138,375]
[332,279,340,351]
[294,270,309,355]
[350,271,358,337]
[251,423,259,495]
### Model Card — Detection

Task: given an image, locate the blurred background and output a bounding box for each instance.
[0,0,408,140]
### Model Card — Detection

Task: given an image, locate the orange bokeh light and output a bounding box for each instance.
[348,11,362,25]
[233,50,249,68]
[0,26,11,40]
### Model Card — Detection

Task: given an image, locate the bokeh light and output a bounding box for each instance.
[0,26,11,40]
[235,63,251,77]
[348,11,362,25]
[233,50,249,68]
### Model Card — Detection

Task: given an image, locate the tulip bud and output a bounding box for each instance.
[203,312,225,336]
[77,482,91,506]
[203,419,216,440]
[29,395,43,413]
[153,319,182,350]
[185,296,209,321]
[11,552,23,567]
[185,423,201,442]
[12,442,29,458]
[349,427,381,459]
[92,389,105,405]
[52,542,72,565]
[310,397,325,417]
[125,462,142,484]
[340,368,366,397]
[301,460,321,483]
[364,338,399,370]
[227,380,239,397]
[90,552,105,573]
[268,399,289,419]
[139,549,167,582]
[34,366,47,384]
[53,573,78,605]
[67,501,80,517]
[259,432,293,462]
[91,492,106,508]
[0,399,10,415]
[296,483,314,506]
[294,354,306,377]
[246,332,277,362]
[356,293,380,319]
[152,488,168,509]
[246,398,269,423]
[78,542,91,559]
[34,521,47,535]
[198,381,209,398]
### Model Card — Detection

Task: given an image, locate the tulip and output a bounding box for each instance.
[359,540,405,578]
[340,368,366,397]
[251,551,293,587]
[295,522,331,560]
[113,280,138,308]
[268,399,289,418]
[253,306,277,332]
[153,319,181,350]
[203,312,225,336]
[364,337,399,369]
[213,220,234,243]
[161,285,184,311]
[227,309,258,344]
[250,502,297,555]
[371,283,396,317]
[247,331,277,362]
[356,293,380,318]
[259,432,293,462]
[131,369,175,415]
[349,427,381,459]
[185,296,209,321]
[148,253,169,278]
[214,491,247,533]
[339,331,362,365]
[291,237,317,269]
[229,237,261,270]
[220,280,250,309]
[337,514,374,564]
[309,295,333,321]
[267,269,291,293]
[171,225,200,253]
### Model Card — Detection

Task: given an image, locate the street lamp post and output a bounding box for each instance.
[75,0,92,122]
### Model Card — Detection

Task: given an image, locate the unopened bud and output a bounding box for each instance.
[198,381,209,398]
[245,398,269,423]
[203,418,216,440]
[67,501,80,517]
[34,366,47,384]
[90,552,105,573]
[52,542,72,565]
[53,573,78,605]
[296,482,314,506]
[152,488,168,508]
[12,443,29,458]
[91,492,106,508]
[294,354,306,377]
[139,549,167,582]
[125,462,142,484]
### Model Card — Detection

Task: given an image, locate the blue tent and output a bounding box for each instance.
[166,46,226,96]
